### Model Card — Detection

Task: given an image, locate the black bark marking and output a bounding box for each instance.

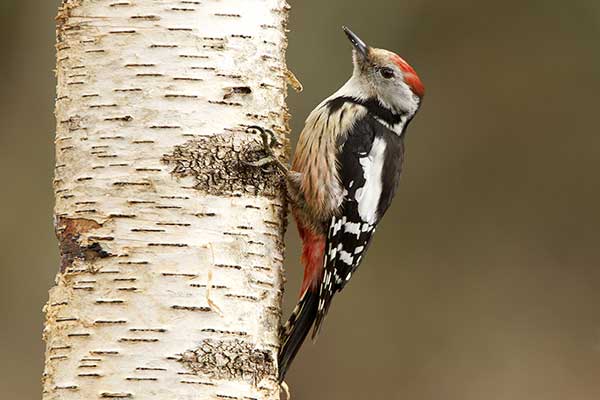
[223,86,252,100]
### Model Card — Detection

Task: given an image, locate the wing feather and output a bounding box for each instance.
[313,114,404,337]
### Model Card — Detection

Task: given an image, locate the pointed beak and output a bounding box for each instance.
[342,26,369,59]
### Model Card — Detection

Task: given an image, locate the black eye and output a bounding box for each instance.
[379,67,395,79]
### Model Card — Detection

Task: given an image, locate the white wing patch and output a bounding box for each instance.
[339,250,354,265]
[331,218,343,235]
[354,136,387,224]
[344,221,361,237]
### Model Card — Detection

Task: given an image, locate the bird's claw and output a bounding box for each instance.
[246,125,279,155]
[242,156,277,168]
[245,125,289,175]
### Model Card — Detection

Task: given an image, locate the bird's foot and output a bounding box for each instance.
[244,125,289,174]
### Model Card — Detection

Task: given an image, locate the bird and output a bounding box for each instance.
[246,26,424,383]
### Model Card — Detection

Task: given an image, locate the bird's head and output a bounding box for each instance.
[343,26,424,116]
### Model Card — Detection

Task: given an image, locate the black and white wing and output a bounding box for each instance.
[313,114,405,336]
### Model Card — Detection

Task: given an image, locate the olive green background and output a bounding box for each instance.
[1,1,600,399]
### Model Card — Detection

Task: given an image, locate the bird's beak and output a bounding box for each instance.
[342,26,369,59]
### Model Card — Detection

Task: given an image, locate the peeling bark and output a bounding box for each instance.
[44,1,290,399]
[56,217,113,272]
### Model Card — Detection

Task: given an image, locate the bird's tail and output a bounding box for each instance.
[278,288,319,383]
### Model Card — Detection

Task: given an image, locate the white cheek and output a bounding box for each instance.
[384,80,419,115]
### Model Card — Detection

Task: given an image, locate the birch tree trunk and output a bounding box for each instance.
[43,1,290,399]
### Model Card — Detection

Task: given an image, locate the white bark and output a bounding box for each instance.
[44,1,290,399]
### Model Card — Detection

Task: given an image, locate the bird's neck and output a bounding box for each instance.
[327,76,411,136]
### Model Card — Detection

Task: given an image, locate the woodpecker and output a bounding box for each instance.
[247,26,424,382]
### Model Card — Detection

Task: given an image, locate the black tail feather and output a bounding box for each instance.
[278,289,319,383]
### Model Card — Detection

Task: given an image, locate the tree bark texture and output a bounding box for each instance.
[44,1,290,399]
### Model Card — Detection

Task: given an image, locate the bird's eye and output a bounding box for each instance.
[379,67,395,79]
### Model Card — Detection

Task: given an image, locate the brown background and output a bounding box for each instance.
[1,1,600,399]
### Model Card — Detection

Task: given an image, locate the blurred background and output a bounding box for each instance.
[2,0,600,399]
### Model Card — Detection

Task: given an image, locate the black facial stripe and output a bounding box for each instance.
[326,96,407,127]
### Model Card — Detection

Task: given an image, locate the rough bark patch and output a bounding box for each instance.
[180,339,276,385]
[56,217,113,272]
[162,134,284,197]
[56,0,82,43]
